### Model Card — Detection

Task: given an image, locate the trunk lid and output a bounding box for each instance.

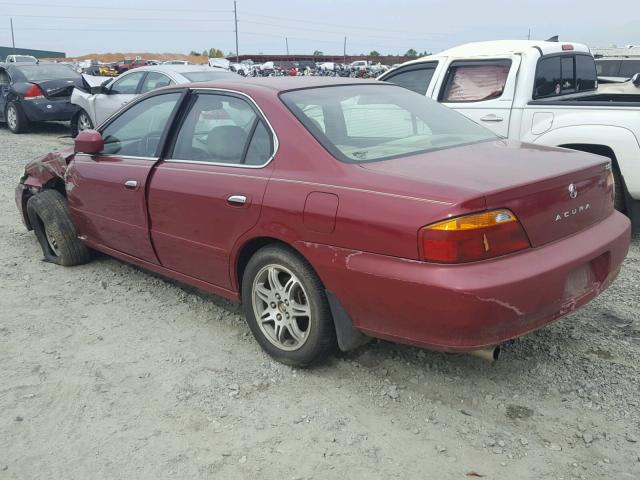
[34,78,82,99]
[360,140,613,247]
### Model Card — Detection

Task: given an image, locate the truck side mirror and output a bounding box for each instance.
[632,73,640,87]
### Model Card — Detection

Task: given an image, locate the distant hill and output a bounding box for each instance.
[61,52,210,64]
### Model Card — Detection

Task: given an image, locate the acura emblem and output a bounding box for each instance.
[568,183,577,199]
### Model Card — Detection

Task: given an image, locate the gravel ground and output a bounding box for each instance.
[0,123,639,480]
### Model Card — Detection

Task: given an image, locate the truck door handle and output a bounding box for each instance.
[124,180,138,190]
[227,194,247,206]
[480,114,504,122]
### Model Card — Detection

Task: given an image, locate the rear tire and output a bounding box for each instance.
[26,190,91,266]
[241,245,336,367]
[6,102,28,134]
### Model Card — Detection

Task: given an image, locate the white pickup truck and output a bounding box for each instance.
[379,40,640,229]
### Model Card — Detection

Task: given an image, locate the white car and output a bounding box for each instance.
[70,65,238,136]
[379,40,640,229]
[5,55,37,64]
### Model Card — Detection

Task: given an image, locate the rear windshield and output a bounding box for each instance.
[14,64,79,81]
[281,84,496,163]
[181,71,236,82]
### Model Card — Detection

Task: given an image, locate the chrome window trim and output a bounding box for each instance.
[163,87,279,170]
[75,153,157,161]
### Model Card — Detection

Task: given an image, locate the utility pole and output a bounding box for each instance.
[10,18,16,54]
[343,36,347,64]
[527,28,531,40]
[285,37,289,55]
[233,1,239,63]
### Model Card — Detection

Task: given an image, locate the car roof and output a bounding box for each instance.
[188,76,378,92]
[402,40,591,66]
[125,64,226,74]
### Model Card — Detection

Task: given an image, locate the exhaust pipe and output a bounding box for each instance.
[468,345,501,361]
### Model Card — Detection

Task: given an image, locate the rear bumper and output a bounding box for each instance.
[21,98,79,122]
[296,212,631,351]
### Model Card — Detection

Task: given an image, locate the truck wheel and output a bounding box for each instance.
[26,190,91,266]
[242,245,337,367]
[71,110,93,138]
[613,168,627,214]
[6,102,28,134]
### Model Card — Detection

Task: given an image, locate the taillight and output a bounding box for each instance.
[24,83,45,100]
[418,209,531,263]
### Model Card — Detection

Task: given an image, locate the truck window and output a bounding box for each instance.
[595,59,621,76]
[576,55,597,91]
[619,59,640,77]
[383,63,437,96]
[440,60,511,103]
[534,54,597,98]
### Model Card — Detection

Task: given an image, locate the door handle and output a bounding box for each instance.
[124,180,138,190]
[480,114,504,122]
[121,101,129,106]
[227,194,247,206]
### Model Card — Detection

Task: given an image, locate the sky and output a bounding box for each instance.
[0,0,639,57]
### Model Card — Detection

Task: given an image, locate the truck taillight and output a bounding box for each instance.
[24,83,45,100]
[418,209,531,263]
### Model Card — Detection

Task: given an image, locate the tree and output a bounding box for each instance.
[208,48,225,58]
[189,50,202,56]
[202,50,208,57]
[313,50,324,56]
[369,50,380,56]
[404,48,418,57]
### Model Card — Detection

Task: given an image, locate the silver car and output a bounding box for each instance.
[70,65,238,136]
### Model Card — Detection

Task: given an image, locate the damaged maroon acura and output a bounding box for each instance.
[15,78,630,365]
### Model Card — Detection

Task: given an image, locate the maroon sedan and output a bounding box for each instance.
[15,78,630,366]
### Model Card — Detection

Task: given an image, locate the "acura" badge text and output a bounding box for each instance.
[555,203,590,221]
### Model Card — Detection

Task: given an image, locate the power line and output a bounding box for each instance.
[0,1,230,13]
[5,13,232,22]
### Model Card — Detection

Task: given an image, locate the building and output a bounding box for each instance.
[0,46,65,60]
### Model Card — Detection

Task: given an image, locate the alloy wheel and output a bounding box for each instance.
[7,105,17,130]
[252,264,311,351]
[77,112,92,132]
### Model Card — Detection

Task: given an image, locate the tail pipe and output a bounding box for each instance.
[468,345,501,361]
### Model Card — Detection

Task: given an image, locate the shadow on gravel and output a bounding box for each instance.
[0,121,71,137]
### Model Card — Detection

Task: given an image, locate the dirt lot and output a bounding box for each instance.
[1,124,639,480]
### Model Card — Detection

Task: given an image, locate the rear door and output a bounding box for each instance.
[148,90,275,289]
[94,70,145,125]
[67,91,184,263]
[437,57,520,137]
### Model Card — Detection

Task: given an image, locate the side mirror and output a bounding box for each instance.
[632,73,640,87]
[74,130,104,154]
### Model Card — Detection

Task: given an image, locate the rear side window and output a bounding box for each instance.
[383,64,437,96]
[140,72,174,93]
[534,54,597,98]
[172,93,273,166]
[440,60,511,102]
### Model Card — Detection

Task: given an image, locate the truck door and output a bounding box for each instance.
[437,56,521,138]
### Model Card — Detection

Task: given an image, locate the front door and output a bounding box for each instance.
[67,91,183,263]
[148,91,276,289]
[94,70,145,126]
[0,67,10,121]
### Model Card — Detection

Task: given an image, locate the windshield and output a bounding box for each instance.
[15,64,79,81]
[181,71,236,82]
[281,84,497,163]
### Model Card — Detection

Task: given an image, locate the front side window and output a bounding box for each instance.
[595,59,621,76]
[282,84,496,163]
[140,72,174,93]
[172,93,273,165]
[440,61,511,102]
[110,72,145,95]
[384,64,437,96]
[100,92,181,157]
